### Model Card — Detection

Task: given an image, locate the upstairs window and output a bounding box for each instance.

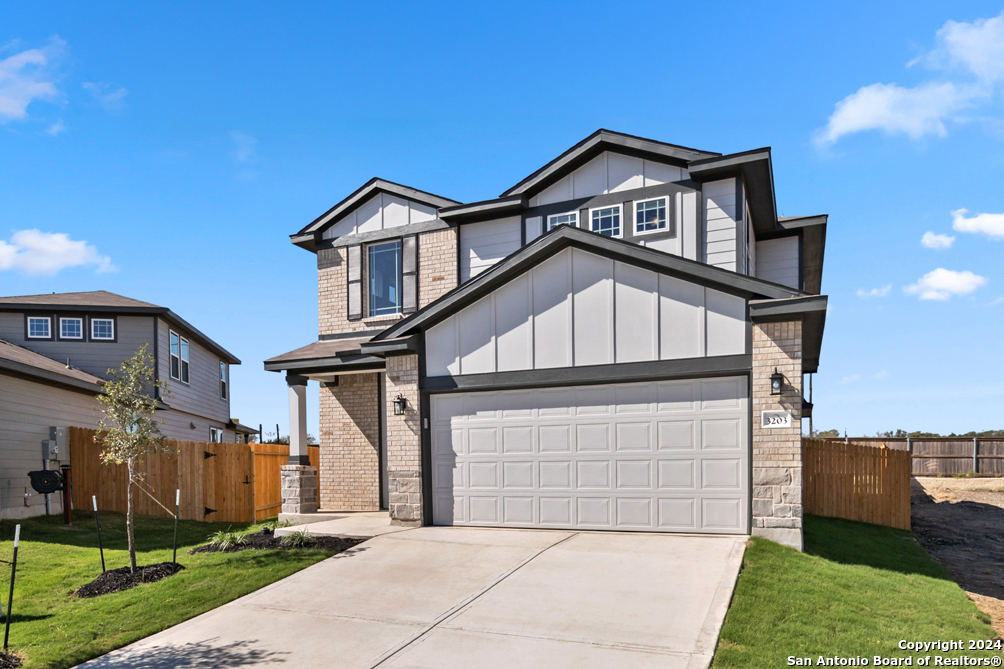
[91,318,115,341]
[590,205,621,237]
[209,427,223,443]
[368,240,402,317]
[635,197,668,234]
[220,361,228,400]
[27,317,51,339]
[60,317,83,340]
[170,331,190,383]
[547,212,577,231]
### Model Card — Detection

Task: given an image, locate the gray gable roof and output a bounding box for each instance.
[0,338,104,393]
[499,129,719,198]
[374,224,807,342]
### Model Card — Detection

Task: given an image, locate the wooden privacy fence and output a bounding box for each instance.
[803,438,912,530]
[840,438,1004,476]
[69,427,294,523]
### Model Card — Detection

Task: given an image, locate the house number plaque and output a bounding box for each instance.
[761,410,792,429]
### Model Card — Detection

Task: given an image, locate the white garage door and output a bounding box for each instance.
[431,376,749,534]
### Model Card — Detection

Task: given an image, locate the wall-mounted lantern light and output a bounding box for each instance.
[770,368,784,396]
[393,394,407,416]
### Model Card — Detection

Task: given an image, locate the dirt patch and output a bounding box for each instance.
[75,562,183,598]
[0,651,22,669]
[912,477,1004,637]
[190,529,360,555]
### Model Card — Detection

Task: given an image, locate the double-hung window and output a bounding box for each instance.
[27,317,51,339]
[60,317,83,340]
[170,331,190,383]
[209,427,223,443]
[547,211,578,231]
[590,205,622,237]
[368,240,402,317]
[91,318,115,341]
[220,361,228,400]
[634,197,668,234]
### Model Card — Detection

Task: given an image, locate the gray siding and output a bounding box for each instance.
[157,408,234,443]
[755,237,800,289]
[703,178,738,271]
[0,375,101,519]
[156,318,231,425]
[0,313,155,379]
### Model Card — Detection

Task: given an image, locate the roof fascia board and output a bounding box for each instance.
[439,195,527,222]
[500,130,719,198]
[689,148,777,233]
[316,218,452,251]
[263,354,386,373]
[0,359,103,395]
[359,335,419,356]
[376,226,804,341]
[748,295,827,321]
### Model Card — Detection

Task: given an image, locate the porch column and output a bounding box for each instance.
[287,374,310,465]
[281,374,317,515]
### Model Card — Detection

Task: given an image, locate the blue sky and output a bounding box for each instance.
[2,2,1003,437]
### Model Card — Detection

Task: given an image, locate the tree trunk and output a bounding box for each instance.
[127,459,137,573]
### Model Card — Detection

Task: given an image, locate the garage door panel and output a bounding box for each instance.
[658,420,696,450]
[658,460,695,489]
[615,422,652,451]
[431,377,748,534]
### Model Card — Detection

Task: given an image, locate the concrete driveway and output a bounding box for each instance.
[79,527,745,669]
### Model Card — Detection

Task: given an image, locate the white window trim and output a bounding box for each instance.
[546,211,578,232]
[220,361,228,400]
[59,317,84,340]
[90,318,115,340]
[27,316,51,339]
[169,329,190,384]
[633,196,670,237]
[367,239,403,318]
[209,427,223,443]
[588,203,624,239]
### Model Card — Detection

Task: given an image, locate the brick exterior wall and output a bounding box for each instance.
[418,228,458,308]
[317,247,403,336]
[751,320,804,550]
[385,354,423,526]
[318,372,381,511]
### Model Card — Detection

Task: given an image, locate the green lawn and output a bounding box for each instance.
[0,511,340,669]
[713,515,1000,668]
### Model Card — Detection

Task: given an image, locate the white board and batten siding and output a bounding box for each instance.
[703,178,739,272]
[426,248,747,377]
[755,237,800,289]
[459,216,522,282]
[528,152,690,207]
[321,193,438,240]
[430,376,749,533]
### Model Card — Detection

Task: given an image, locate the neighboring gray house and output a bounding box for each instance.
[0,291,252,518]
[267,129,828,549]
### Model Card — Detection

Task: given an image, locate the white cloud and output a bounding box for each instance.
[951,208,1004,239]
[46,118,65,136]
[840,374,861,384]
[904,268,986,300]
[857,285,891,298]
[816,82,979,146]
[0,38,65,122]
[82,81,127,111]
[0,229,114,275]
[921,231,955,248]
[817,12,1004,146]
[230,131,258,163]
[926,12,1004,83]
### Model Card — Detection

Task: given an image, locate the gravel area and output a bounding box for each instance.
[912,476,1004,637]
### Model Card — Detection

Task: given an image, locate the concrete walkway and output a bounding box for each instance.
[79,527,745,669]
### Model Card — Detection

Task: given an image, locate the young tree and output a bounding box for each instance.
[96,345,171,572]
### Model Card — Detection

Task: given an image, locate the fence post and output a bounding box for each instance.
[973,437,978,475]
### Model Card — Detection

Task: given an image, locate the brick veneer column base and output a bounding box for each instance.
[751,320,804,551]
[281,465,318,514]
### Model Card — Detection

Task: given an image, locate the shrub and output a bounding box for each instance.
[208,528,247,550]
[280,530,315,548]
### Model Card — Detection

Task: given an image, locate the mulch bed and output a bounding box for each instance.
[0,651,21,669]
[190,528,360,554]
[75,562,183,599]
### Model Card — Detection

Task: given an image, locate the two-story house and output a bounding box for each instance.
[0,290,253,518]
[266,130,827,549]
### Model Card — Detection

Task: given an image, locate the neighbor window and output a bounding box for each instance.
[209,427,223,443]
[590,205,621,237]
[368,240,402,317]
[91,318,114,340]
[27,317,51,339]
[170,331,190,383]
[220,361,228,400]
[635,197,668,234]
[547,211,578,231]
[60,317,83,340]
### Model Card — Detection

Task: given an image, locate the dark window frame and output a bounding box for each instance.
[366,239,404,318]
[220,361,228,400]
[169,329,190,384]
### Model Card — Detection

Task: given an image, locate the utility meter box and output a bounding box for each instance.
[42,440,58,461]
[44,427,67,461]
